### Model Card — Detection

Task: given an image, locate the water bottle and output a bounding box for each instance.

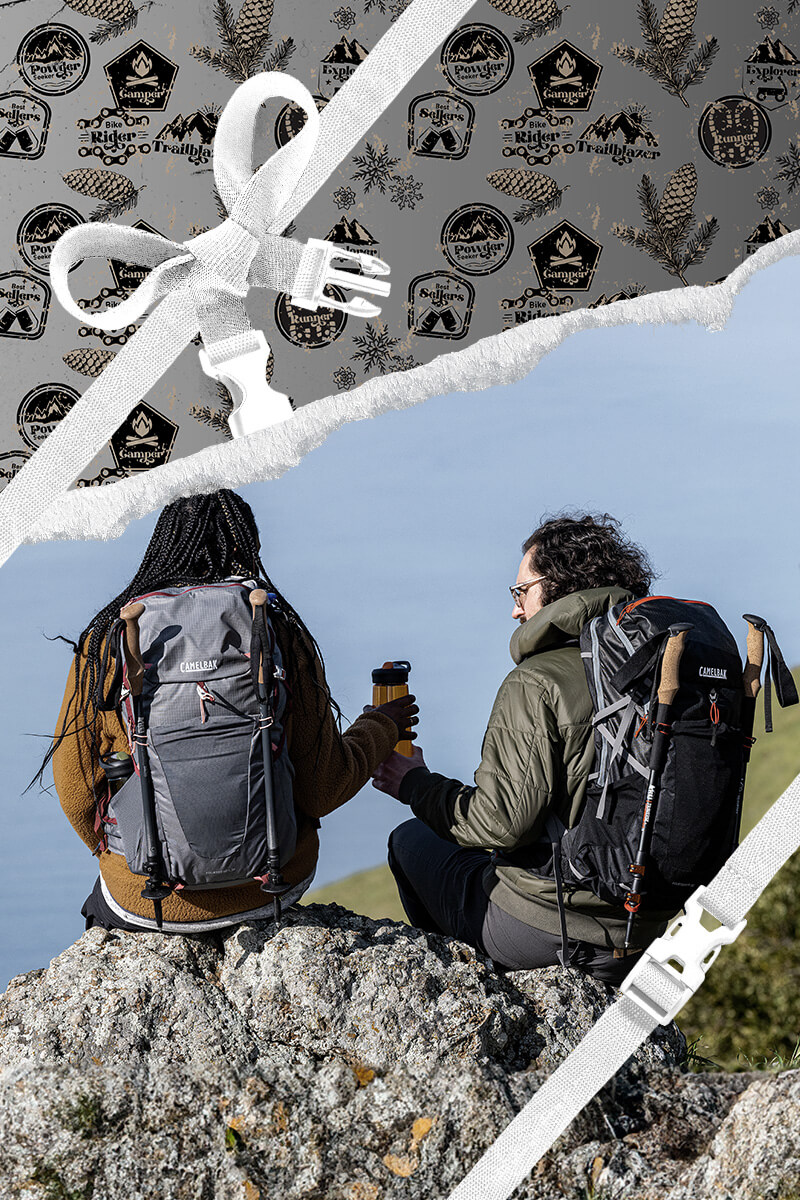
[372,660,413,757]
[99,750,134,793]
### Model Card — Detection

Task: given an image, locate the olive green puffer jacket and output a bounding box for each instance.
[399,586,676,949]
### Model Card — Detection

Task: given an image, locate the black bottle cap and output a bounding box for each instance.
[371,660,411,685]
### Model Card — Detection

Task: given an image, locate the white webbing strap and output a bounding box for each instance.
[0,0,478,574]
[448,768,800,1200]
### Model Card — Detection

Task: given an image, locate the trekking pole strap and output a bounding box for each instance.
[446,767,800,1200]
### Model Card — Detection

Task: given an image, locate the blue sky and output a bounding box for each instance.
[1,255,798,990]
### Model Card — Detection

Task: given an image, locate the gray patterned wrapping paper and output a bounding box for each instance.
[1,0,798,493]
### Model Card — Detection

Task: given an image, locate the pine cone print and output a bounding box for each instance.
[487,0,566,41]
[64,0,135,20]
[234,0,274,53]
[62,168,143,221]
[659,162,697,230]
[63,348,116,377]
[486,168,565,220]
[659,0,698,52]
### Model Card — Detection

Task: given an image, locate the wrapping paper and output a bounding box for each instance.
[0,0,799,540]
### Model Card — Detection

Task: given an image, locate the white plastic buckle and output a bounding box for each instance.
[291,237,391,317]
[198,329,294,438]
[620,888,747,1024]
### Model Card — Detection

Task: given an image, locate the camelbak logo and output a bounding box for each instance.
[699,666,727,680]
[180,659,218,673]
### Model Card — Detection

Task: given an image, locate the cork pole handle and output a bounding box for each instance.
[743,620,765,701]
[119,602,145,699]
[657,625,690,708]
[249,588,267,686]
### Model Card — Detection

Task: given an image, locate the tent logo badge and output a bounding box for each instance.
[16,384,80,449]
[77,106,149,167]
[319,35,369,99]
[698,96,771,168]
[527,221,602,291]
[16,204,84,276]
[408,272,475,340]
[743,34,800,105]
[528,41,602,112]
[0,92,51,160]
[105,41,178,112]
[16,24,90,96]
[409,92,475,160]
[0,272,51,340]
[441,24,513,96]
[440,204,514,276]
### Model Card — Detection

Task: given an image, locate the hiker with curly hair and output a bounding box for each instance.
[374,513,677,986]
[38,489,417,933]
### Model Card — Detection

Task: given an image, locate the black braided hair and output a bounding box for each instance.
[30,488,341,792]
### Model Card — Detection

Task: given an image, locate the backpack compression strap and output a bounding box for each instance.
[446,766,800,1200]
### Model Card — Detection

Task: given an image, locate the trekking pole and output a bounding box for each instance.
[732,617,765,840]
[119,601,171,930]
[624,623,692,948]
[249,588,287,928]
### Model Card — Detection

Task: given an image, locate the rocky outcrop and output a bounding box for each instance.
[0,903,797,1200]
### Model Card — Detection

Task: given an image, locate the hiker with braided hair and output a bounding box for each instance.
[36,489,417,932]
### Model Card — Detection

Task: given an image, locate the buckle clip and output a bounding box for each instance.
[619,888,747,1024]
[198,329,294,438]
[291,237,391,317]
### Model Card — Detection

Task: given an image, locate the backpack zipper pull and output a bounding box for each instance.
[197,681,215,724]
[709,688,720,745]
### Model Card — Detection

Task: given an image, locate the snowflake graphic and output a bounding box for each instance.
[393,353,421,371]
[389,173,424,211]
[776,139,800,193]
[364,0,388,12]
[332,365,358,390]
[389,0,413,19]
[755,5,780,28]
[331,6,357,29]
[332,185,357,209]
[351,140,401,194]
[757,184,781,208]
[351,321,401,374]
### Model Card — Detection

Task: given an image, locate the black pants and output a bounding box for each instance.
[82,876,151,932]
[388,818,640,987]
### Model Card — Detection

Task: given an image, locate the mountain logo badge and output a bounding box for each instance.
[576,107,660,167]
[16,24,89,97]
[0,272,51,340]
[746,214,793,256]
[16,384,80,449]
[528,40,602,112]
[0,92,51,160]
[110,402,177,473]
[528,220,602,292]
[319,35,369,100]
[105,41,178,112]
[408,272,475,339]
[409,93,475,160]
[441,24,513,96]
[153,105,219,166]
[699,97,772,169]
[440,204,514,276]
[77,106,149,168]
[744,34,800,105]
[16,205,84,276]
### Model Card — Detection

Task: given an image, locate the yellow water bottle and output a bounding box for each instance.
[372,660,413,757]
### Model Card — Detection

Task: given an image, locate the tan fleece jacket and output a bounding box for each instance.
[52,620,397,924]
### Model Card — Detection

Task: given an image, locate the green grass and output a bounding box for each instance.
[303,675,800,1073]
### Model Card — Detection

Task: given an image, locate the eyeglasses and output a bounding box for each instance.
[509,574,546,606]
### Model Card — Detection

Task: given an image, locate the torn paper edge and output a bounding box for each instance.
[23,232,800,547]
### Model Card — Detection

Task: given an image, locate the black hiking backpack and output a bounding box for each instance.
[531,596,797,945]
[96,579,297,893]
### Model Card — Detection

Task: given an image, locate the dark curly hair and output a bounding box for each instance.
[522,512,655,607]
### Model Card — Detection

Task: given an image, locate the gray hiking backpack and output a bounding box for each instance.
[100,579,297,890]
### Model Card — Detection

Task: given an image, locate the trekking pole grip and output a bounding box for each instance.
[658,624,691,708]
[249,588,267,686]
[119,601,146,698]
[744,620,765,700]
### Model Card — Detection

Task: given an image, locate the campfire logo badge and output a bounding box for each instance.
[153,105,219,167]
[0,93,51,160]
[319,35,369,100]
[408,272,475,340]
[528,41,602,111]
[16,24,90,96]
[77,107,149,167]
[108,218,159,295]
[409,93,475,161]
[16,384,80,449]
[0,449,31,493]
[744,34,800,106]
[440,24,513,96]
[105,42,178,111]
[440,204,514,275]
[16,205,84,276]
[698,96,771,168]
[0,273,51,340]
[528,220,602,291]
[576,106,660,167]
[500,285,574,327]
[110,402,177,472]
[498,106,575,167]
